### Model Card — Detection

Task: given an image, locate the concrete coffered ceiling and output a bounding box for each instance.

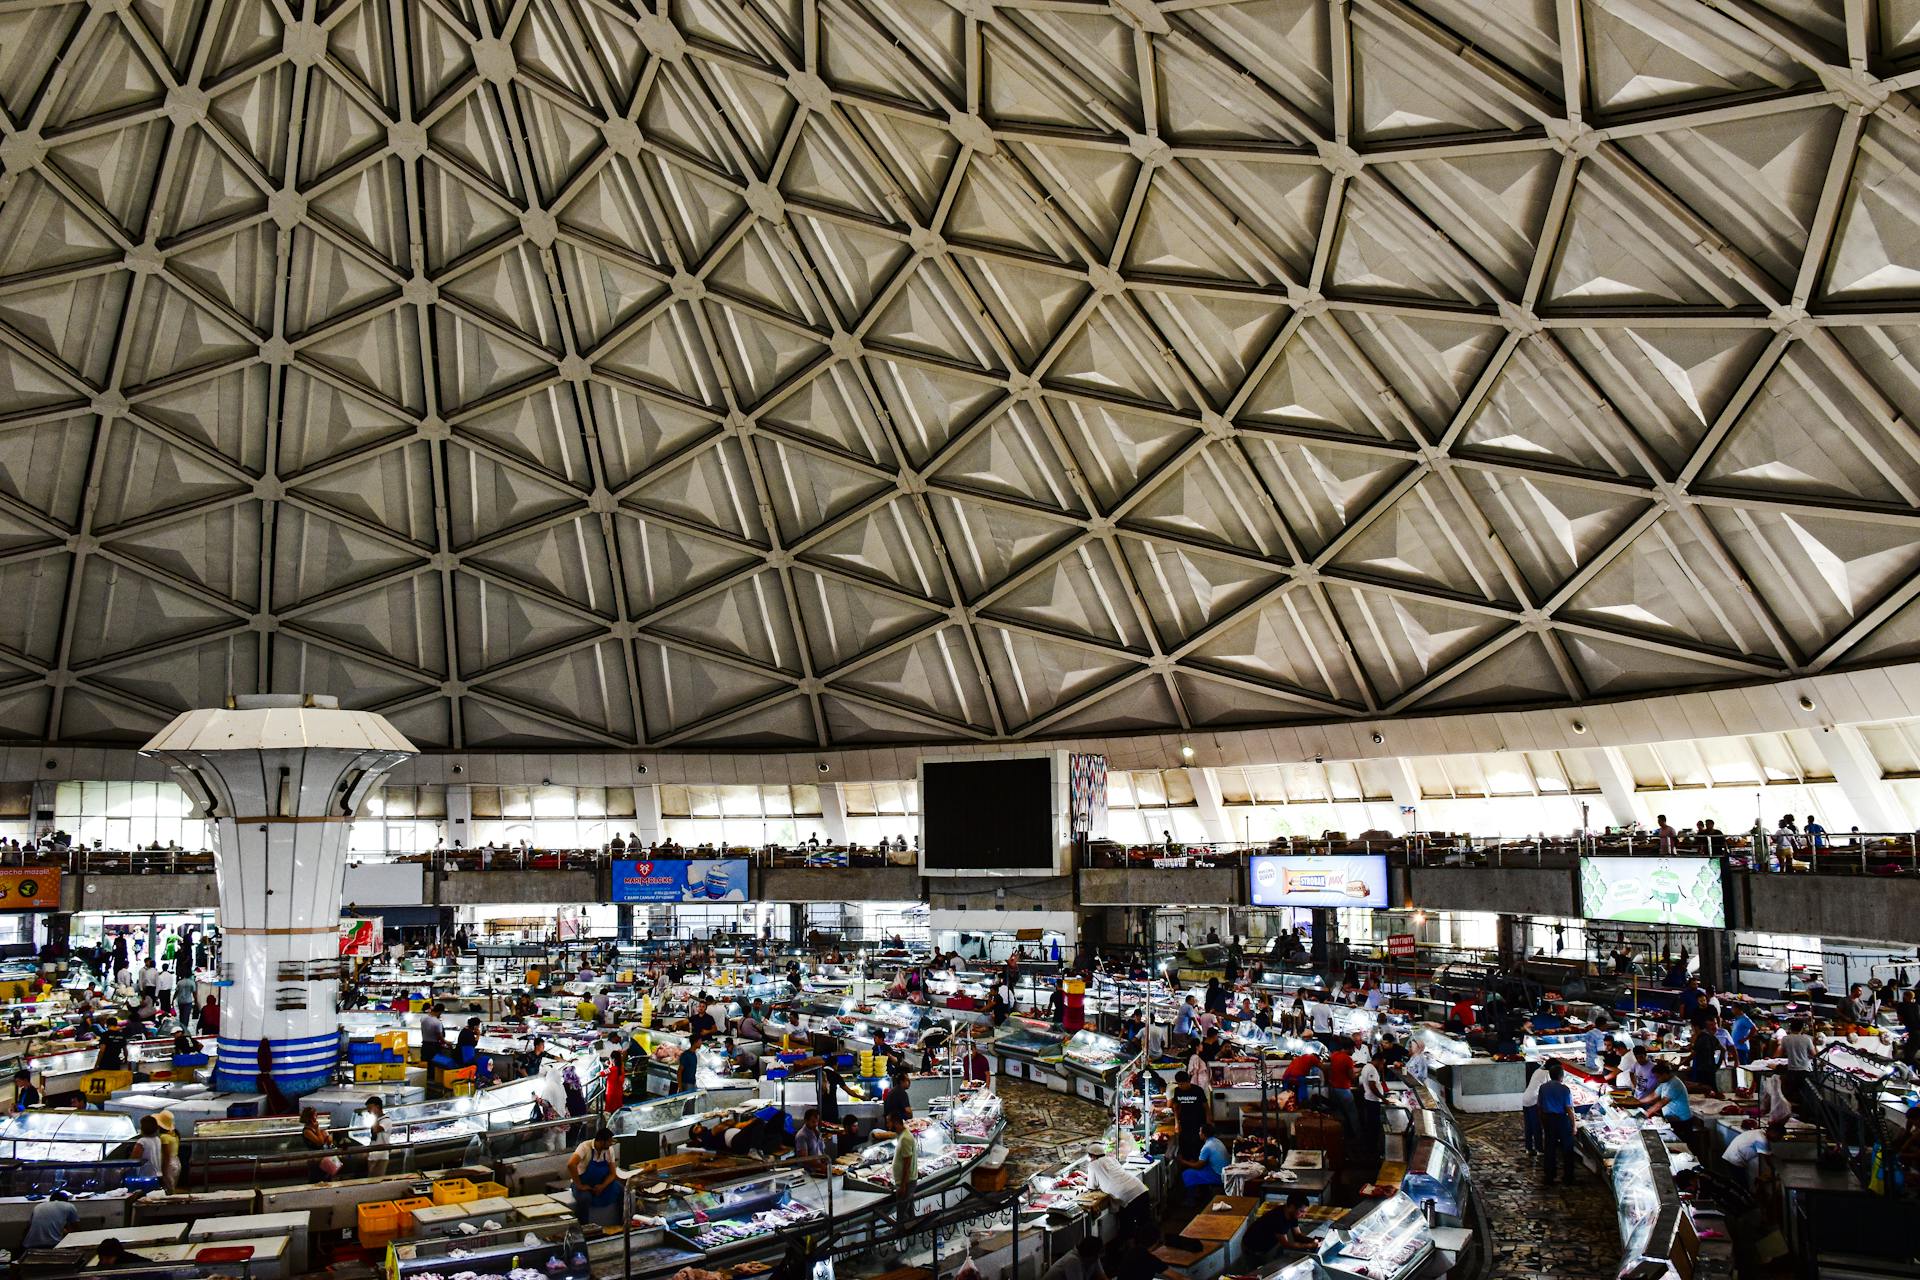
[4,0,1920,750]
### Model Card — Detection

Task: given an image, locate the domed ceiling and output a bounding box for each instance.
[1,0,1919,748]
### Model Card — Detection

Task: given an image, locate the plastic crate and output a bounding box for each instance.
[392,1196,433,1231]
[357,1200,399,1241]
[429,1178,477,1206]
[473,1180,507,1199]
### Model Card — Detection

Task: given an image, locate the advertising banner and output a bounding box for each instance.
[1249,854,1388,908]
[612,859,750,903]
[339,917,384,957]
[0,867,59,910]
[800,849,850,868]
[1579,856,1724,928]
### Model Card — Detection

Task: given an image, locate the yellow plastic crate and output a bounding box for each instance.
[354,1063,406,1083]
[391,1196,433,1232]
[357,1201,399,1241]
[473,1180,507,1199]
[430,1178,477,1206]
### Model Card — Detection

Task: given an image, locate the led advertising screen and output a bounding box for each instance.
[1249,854,1389,908]
[611,859,750,903]
[922,757,1055,870]
[1579,856,1724,928]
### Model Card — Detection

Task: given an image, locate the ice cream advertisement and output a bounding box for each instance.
[611,858,750,903]
[1579,856,1724,928]
[1249,854,1388,908]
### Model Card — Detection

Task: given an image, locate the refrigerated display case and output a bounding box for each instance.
[660,1172,823,1251]
[1062,1030,1130,1102]
[1610,1130,1694,1280]
[931,1087,1003,1143]
[1403,1027,1474,1068]
[0,1109,135,1163]
[1317,1192,1437,1280]
[611,1089,750,1159]
[841,1116,990,1192]
[992,1021,1066,1085]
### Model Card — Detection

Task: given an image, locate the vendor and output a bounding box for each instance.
[1170,1069,1208,1157]
[13,1069,40,1111]
[568,1126,623,1222]
[1636,1062,1695,1138]
[677,1035,700,1092]
[1041,1236,1107,1280]
[1177,1122,1229,1193]
[21,1188,77,1250]
[1246,1191,1316,1255]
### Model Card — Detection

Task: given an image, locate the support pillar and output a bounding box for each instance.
[1187,768,1232,844]
[445,784,472,849]
[631,784,662,848]
[1586,747,1644,830]
[143,695,415,1098]
[1822,725,1901,833]
[820,784,850,845]
[1385,759,1421,835]
[616,904,635,943]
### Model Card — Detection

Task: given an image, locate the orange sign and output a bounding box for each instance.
[0,867,59,910]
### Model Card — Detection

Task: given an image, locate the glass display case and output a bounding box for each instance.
[1610,1131,1690,1280]
[932,1088,1003,1142]
[611,1088,745,1159]
[1317,1192,1437,1280]
[842,1116,988,1191]
[992,1021,1065,1067]
[1062,1030,1129,1083]
[390,1217,594,1280]
[0,1109,135,1163]
[660,1172,822,1251]
[1404,1026,1474,1068]
[1398,1134,1465,1223]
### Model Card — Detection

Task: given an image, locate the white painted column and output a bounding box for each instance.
[445,784,472,848]
[1821,725,1901,833]
[1586,747,1645,830]
[1187,768,1232,844]
[631,784,662,847]
[820,783,850,844]
[1385,758,1422,834]
[142,696,415,1098]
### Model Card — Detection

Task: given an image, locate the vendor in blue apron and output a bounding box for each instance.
[567,1126,624,1223]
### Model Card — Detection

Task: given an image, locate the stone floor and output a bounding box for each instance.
[1459,1111,1621,1280]
[995,1077,1114,1184]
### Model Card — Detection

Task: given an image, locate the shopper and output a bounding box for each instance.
[1781,1018,1816,1101]
[1325,1041,1360,1138]
[1537,1062,1576,1184]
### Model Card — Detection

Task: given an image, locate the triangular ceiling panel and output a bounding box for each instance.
[0,0,1909,746]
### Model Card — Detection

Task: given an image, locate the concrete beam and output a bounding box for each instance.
[1078,867,1239,906]
[1385,758,1421,834]
[1819,725,1901,832]
[819,784,849,844]
[758,866,919,902]
[1586,747,1644,829]
[1187,768,1231,843]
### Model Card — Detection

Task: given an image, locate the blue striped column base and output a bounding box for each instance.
[213,1032,338,1098]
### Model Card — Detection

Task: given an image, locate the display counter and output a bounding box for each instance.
[1316,1193,1440,1280]
[660,1171,822,1251]
[1062,1029,1130,1103]
[992,1020,1069,1090]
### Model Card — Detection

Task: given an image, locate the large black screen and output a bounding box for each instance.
[922,758,1055,870]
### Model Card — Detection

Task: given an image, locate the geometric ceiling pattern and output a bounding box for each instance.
[5,1,1920,749]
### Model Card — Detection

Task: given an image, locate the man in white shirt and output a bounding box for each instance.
[1358,1056,1387,1154]
[1520,1060,1551,1156]
[1310,1002,1334,1039]
[1721,1121,1782,1186]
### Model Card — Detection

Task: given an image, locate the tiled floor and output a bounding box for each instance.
[1459,1112,1621,1280]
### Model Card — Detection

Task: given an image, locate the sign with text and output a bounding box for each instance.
[1249,854,1388,908]
[1386,933,1417,958]
[339,917,384,957]
[0,867,58,910]
[611,859,749,903]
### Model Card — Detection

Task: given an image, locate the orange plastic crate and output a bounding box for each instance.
[430,1177,478,1205]
[357,1201,399,1241]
